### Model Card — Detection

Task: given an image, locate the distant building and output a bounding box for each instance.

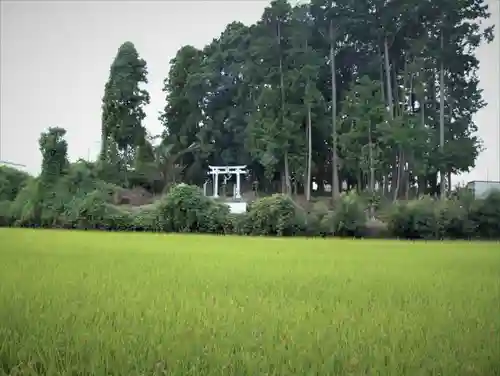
[465,180,500,199]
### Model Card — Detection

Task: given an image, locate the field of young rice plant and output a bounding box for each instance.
[0,228,499,376]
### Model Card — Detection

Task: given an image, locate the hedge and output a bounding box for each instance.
[1,183,500,240]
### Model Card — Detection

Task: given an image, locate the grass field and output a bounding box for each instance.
[0,229,499,376]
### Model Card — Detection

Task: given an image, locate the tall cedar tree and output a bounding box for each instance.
[101,42,150,163]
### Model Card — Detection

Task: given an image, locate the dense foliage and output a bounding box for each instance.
[87,0,496,200]
[1,0,498,239]
[1,166,500,239]
[152,0,494,198]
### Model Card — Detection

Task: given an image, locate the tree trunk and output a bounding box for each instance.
[368,120,375,217]
[330,21,340,201]
[378,45,386,106]
[404,170,410,199]
[383,37,401,201]
[384,37,394,119]
[278,21,290,196]
[394,150,403,201]
[306,102,312,202]
[284,150,291,195]
[368,120,375,194]
[123,146,129,188]
[447,171,452,195]
[439,27,446,200]
[417,175,426,196]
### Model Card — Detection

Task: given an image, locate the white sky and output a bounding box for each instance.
[1,0,499,183]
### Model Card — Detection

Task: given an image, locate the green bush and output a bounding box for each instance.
[298,202,333,237]
[325,191,367,237]
[62,191,118,230]
[386,196,438,239]
[362,218,390,238]
[292,209,313,236]
[201,202,232,234]
[0,166,33,202]
[469,191,500,239]
[359,190,382,213]
[0,200,12,226]
[434,198,476,240]
[385,192,500,240]
[108,208,134,231]
[156,184,229,234]
[246,194,297,236]
[226,213,250,235]
[311,201,330,219]
[10,179,41,227]
[129,205,165,232]
[2,164,500,240]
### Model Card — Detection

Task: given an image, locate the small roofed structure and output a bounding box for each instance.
[465,180,500,199]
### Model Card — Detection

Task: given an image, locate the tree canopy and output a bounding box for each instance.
[152,0,494,199]
[5,0,496,202]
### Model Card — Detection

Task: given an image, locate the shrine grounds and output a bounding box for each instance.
[0,229,499,376]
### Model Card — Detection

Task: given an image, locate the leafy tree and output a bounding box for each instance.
[197,23,254,169]
[101,41,150,184]
[39,127,69,185]
[338,76,387,193]
[160,45,205,184]
[0,166,32,201]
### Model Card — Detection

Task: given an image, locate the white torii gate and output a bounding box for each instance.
[207,165,247,199]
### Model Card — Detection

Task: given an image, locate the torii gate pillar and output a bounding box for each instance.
[208,165,247,199]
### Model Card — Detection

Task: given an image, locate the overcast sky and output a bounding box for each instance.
[1,0,499,183]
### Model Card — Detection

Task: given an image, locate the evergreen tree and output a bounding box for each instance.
[101,41,150,183]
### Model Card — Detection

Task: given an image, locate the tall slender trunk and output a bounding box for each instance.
[378,45,386,107]
[384,36,401,201]
[419,75,426,196]
[418,175,426,196]
[384,37,394,119]
[447,171,452,195]
[399,57,410,196]
[123,145,129,188]
[306,102,312,202]
[378,45,390,190]
[447,98,453,194]
[330,21,340,200]
[405,170,411,199]
[439,28,445,199]
[277,21,290,195]
[368,119,375,217]
[305,38,313,202]
[368,121,375,195]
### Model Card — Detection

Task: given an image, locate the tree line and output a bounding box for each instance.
[96,0,494,201]
[0,0,497,237]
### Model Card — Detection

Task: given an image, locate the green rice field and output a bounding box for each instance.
[0,228,499,375]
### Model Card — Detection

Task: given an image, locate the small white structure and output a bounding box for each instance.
[226,202,247,214]
[466,180,500,199]
[207,165,247,199]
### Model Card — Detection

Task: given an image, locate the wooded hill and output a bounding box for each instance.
[2,0,496,205]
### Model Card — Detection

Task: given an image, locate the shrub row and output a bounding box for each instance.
[1,183,500,240]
